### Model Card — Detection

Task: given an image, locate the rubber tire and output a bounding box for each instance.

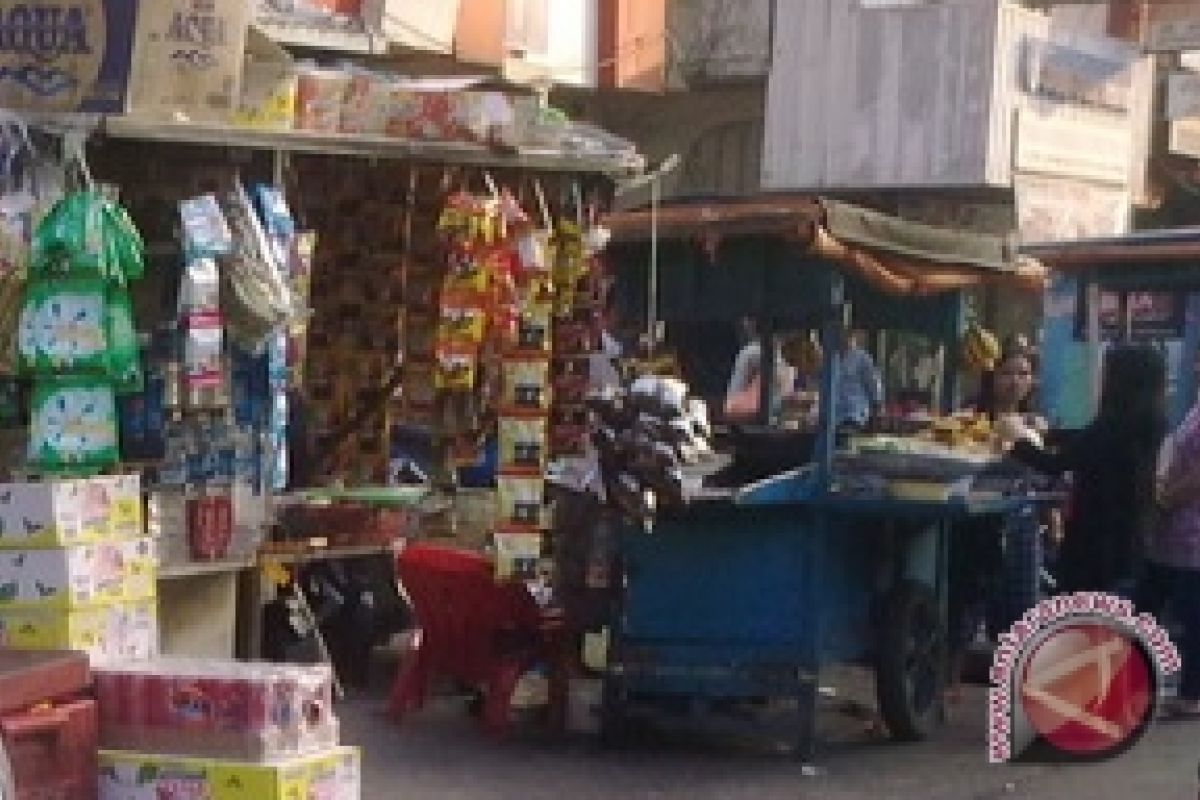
[876,579,947,742]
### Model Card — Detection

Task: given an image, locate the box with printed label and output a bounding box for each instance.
[122,538,158,602]
[0,543,126,608]
[0,600,158,661]
[105,473,144,540]
[0,478,111,549]
[97,746,361,800]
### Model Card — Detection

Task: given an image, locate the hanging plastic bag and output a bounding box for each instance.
[180,194,233,260]
[18,278,109,374]
[218,182,296,352]
[105,287,142,394]
[28,376,120,472]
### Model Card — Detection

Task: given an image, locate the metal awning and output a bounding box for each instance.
[603,196,1046,296]
[1021,227,1200,268]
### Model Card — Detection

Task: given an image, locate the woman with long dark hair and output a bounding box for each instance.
[1011,345,1167,595]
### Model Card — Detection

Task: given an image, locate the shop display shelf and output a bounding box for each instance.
[158,557,255,580]
[103,118,644,178]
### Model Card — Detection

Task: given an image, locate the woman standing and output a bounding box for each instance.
[1011,345,1167,596]
[1146,350,1200,717]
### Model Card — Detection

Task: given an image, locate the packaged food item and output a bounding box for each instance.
[516,305,552,353]
[179,258,221,317]
[434,345,476,392]
[493,532,542,582]
[28,377,120,471]
[498,417,547,473]
[184,321,224,391]
[295,66,352,133]
[180,195,234,259]
[0,476,110,548]
[93,659,339,762]
[436,304,487,345]
[18,278,109,374]
[497,476,544,532]
[234,57,298,131]
[97,747,361,800]
[502,358,550,412]
[0,543,119,608]
[340,71,391,135]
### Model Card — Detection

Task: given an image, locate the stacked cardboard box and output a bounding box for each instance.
[0,475,158,661]
[94,658,359,799]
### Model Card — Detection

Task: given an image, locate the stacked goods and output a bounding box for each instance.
[93,659,359,800]
[587,377,715,523]
[18,191,146,473]
[0,475,158,661]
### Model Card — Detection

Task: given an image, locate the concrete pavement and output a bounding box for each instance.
[340,670,1197,799]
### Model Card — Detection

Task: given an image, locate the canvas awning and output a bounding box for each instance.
[603,196,1046,296]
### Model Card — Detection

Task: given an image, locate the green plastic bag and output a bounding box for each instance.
[27,375,119,472]
[31,192,107,278]
[103,201,144,283]
[17,278,109,375]
[105,286,142,394]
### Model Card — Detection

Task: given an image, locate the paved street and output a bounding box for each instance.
[340,668,1199,799]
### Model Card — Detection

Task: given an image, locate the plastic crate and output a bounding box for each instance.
[3,698,97,800]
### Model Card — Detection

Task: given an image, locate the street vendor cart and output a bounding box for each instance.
[596,198,1047,758]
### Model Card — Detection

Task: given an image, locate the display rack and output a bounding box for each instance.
[103,118,645,177]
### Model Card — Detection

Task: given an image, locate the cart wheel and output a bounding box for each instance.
[876,580,946,742]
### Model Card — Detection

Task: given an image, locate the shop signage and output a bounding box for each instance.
[1014,105,1132,186]
[1169,118,1200,160]
[1023,36,1136,114]
[0,0,138,112]
[1145,3,1200,52]
[1014,173,1129,244]
[1167,71,1200,120]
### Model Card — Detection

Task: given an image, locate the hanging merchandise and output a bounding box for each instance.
[218,183,297,353]
[28,376,120,471]
[179,194,235,261]
[31,191,145,286]
[17,278,109,374]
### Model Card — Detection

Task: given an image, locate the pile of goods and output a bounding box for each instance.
[17,191,146,473]
[961,320,1001,374]
[586,376,715,523]
[0,474,157,661]
[93,658,359,799]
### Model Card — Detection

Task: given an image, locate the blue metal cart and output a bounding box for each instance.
[599,198,1042,757]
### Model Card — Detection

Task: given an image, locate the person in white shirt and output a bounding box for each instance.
[724,318,795,421]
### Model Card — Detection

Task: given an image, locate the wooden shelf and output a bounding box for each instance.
[158,557,254,579]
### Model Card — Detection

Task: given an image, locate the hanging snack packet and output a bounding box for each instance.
[498,416,548,474]
[18,278,109,374]
[436,303,487,345]
[101,200,145,283]
[434,344,476,392]
[493,531,542,582]
[28,376,119,472]
[184,320,224,390]
[502,358,550,412]
[178,257,221,318]
[516,304,552,353]
[180,194,234,260]
[0,185,35,279]
[497,476,545,532]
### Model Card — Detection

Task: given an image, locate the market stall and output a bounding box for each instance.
[1022,228,1200,431]
[587,197,1047,758]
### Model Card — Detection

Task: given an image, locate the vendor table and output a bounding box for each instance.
[156,544,397,659]
[603,470,1021,757]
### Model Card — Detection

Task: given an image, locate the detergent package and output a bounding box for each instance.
[18,278,109,374]
[28,377,120,472]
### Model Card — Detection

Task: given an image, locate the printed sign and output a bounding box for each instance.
[1145,2,1200,52]
[0,0,138,112]
[1014,174,1129,244]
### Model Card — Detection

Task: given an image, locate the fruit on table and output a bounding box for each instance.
[962,322,1001,373]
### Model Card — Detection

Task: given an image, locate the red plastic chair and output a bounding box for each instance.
[388,543,566,736]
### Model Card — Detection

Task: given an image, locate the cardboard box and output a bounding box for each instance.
[126,0,252,123]
[232,47,297,130]
[0,478,109,549]
[0,600,158,661]
[0,0,138,113]
[98,747,361,800]
[122,538,158,602]
[0,543,125,609]
[105,473,144,540]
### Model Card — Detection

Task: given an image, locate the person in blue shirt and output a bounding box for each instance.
[836,330,884,431]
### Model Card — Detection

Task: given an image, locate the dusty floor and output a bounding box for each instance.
[338,666,1199,800]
